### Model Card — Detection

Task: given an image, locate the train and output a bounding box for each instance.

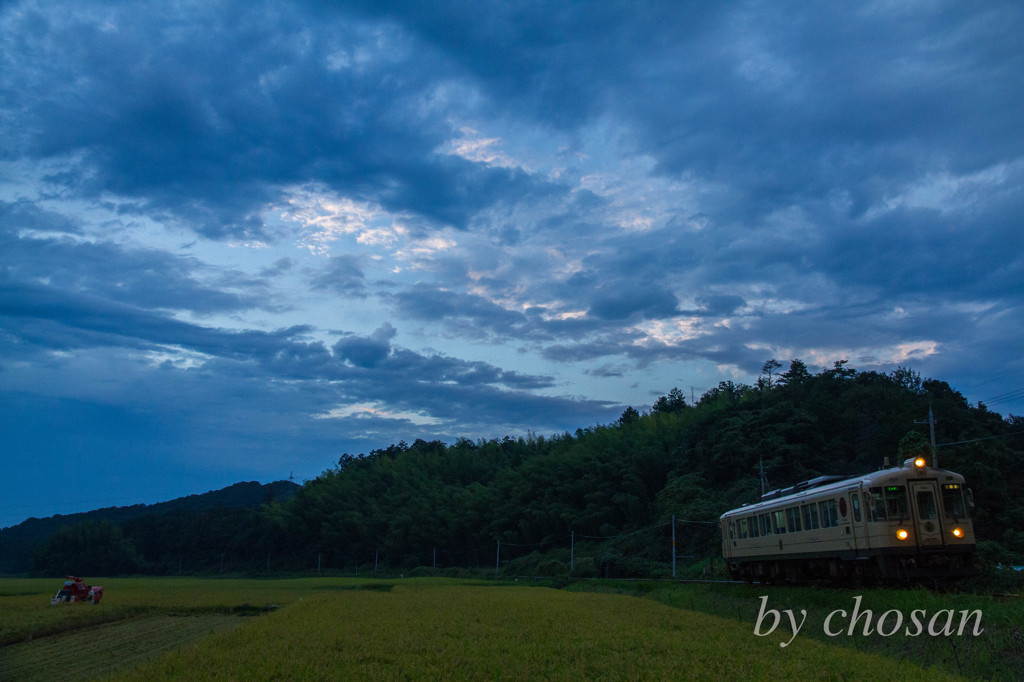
[720,456,976,583]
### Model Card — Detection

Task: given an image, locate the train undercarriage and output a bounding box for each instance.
[729,549,975,584]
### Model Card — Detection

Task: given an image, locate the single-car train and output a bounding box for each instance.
[720,456,975,582]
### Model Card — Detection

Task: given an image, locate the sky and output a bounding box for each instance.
[2,0,1023,529]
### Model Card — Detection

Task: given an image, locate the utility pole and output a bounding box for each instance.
[915,402,939,469]
[671,515,676,578]
[758,455,770,496]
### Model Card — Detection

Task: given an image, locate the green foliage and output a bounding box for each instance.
[1,481,299,575]
[898,430,930,459]
[13,362,1024,577]
[33,520,145,576]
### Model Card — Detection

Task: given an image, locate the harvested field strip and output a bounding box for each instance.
[0,614,249,682]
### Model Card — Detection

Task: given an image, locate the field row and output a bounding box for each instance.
[0,614,248,682]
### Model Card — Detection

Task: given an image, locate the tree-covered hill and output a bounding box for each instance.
[17,362,1024,579]
[0,480,299,575]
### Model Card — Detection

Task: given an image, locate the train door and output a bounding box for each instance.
[908,480,943,547]
[846,489,868,556]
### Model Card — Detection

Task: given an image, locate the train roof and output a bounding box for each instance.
[719,458,966,520]
[759,474,852,502]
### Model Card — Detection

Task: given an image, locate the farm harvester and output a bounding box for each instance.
[51,576,103,605]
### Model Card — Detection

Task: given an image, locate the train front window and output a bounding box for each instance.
[916,490,938,520]
[884,486,909,519]
[942,484,969,520]
[868,488,887,522]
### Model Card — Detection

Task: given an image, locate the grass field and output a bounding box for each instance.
[1,576,977,681]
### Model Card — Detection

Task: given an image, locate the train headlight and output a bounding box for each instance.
[896,529,909,541]
[913,457,926,469]
[952,527,964,538]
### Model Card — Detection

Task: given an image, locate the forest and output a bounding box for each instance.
[17,361,1024,583]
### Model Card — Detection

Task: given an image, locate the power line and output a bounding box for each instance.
[937,429,1024,448]
[981,387,1024,408]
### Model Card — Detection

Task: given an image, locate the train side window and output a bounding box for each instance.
[884,486,909,519]
[801,503,819,530]
[868,488,887,522]
[851,493,862,522]
[749,515,759,538]
[942,484,969,520]
[738,518,748,539]
[819,499,839,528]
[760,514,772,536]
[786,507,802,532]
[773,510,787,533]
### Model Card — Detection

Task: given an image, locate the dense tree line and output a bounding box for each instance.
[1,481,298,575]
[24,362,1024,579]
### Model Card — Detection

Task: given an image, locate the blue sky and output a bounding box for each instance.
[2,0,1023,528]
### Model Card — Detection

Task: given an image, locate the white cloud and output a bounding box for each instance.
[278,185,394,255]
[443,126,520,168]
[314,402,447,427]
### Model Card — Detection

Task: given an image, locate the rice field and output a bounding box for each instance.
[0,577,972,680]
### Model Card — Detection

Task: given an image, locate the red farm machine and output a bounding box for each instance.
[51,576,104,605]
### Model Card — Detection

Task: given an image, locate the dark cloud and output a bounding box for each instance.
[1,1,569,239]
[689,294,745,318]
[587,283,679,322]
[0,200,82,234]
[334,323,395,368]
[259,258,295,278]
[341,1,718,128]
[311,255,366,297]
[389,284,537,340]
[1,229,268,316]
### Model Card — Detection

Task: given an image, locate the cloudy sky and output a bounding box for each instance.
[2,1,1022,528]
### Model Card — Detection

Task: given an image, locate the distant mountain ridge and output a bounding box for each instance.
[0,480,300,575]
